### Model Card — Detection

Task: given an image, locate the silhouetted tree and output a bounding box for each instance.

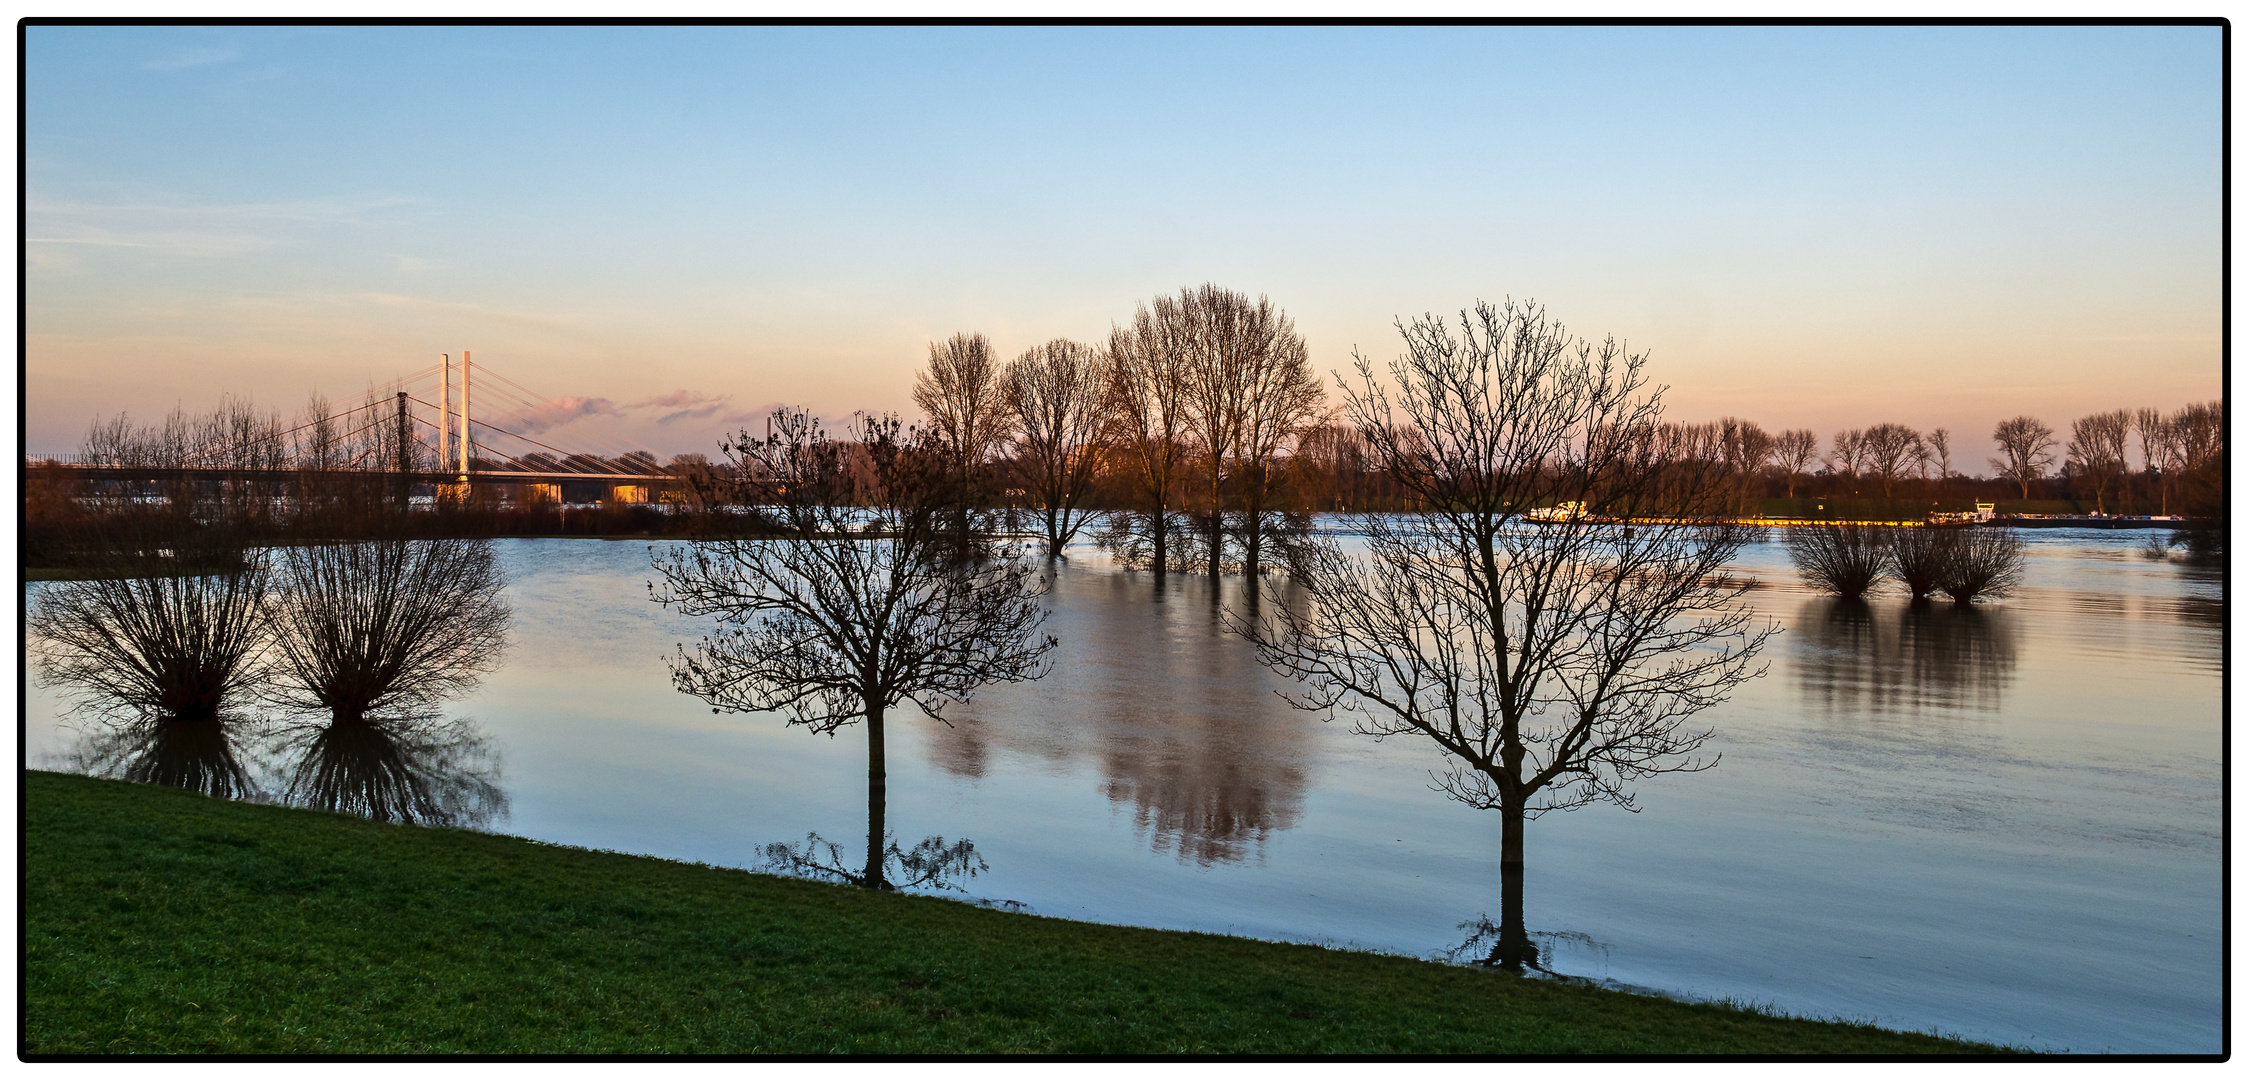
[1719,417,1776,509]
[1990,416,2058,500]
[1774,429,1818,499]
[913,332,1013,552]
[1173,284,1317,577]
[1786,523,1888,599]
[1859,423,1923,498]
[2067,409,2131,515]
[652,409,1056,889]
[1243,299,1771,971]
[265,535,512,723]
[1887,525,1951,600]
[1924,428,1953,482]
[1827,428,1866,490]
[2134,407,2165,513]
[1100,298,1193,573]
[29,521,273,725]
[1938,528,2027,604]
[1003,339,1108,558]
[1225,294,1323,577]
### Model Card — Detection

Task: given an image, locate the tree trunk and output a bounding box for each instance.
[1488,799,1538,970]
[863,700,889,889]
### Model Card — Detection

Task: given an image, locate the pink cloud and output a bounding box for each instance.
[629,389,732,426]
[488,395,621,435]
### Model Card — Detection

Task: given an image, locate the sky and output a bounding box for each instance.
[24,23,2224,469]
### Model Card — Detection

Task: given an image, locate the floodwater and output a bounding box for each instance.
[23,527,2223,1053]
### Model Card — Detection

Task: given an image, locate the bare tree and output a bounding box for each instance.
[2167,400,2225,556]
[1924,428,1953,482]
[1242,299,1771,971]
[913,332,1014,548]
[2067,410,2131,515]
[1100,301,1194,574]
[1786,524,1889,599]
[1887,526,1949,600]
[2134,408,2165,514]
[651,409,1056,890]
[1827,428,1865,490]
[1939,528,2027,604]
[1989,416,2058,500]
[1718,417,1776,509]
[1173,284,1315,577]
[265,535,512,723]
[1227,300,1324,577]
[1773,429,1818,499]
[1002,339,1108,558]
[29,522,273,725]
[1859,422,1924,498]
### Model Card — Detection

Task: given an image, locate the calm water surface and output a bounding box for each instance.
[24,527,2223,1052]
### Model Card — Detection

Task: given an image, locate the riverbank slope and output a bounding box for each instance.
[25,771,2009,1055]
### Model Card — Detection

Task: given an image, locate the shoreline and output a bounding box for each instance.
[24,770,2015,1056]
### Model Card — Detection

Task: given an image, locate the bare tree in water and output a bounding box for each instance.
[33,420,280,800]
[263,534,513,827]
[265,535,511,723]
[1100,299,1194,574]
[1003,338,1109,558]
[651,409,1055,889]
[29,520,273,728]
[913,333,1014,552]
[1167,284,1323,578]
[1243,299,1770,971]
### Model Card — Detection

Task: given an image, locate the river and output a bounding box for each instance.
[23,526,2223,1053]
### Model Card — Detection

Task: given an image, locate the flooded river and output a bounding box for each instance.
[24,526,2223,1053]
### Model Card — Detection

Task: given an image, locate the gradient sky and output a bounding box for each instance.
[25,24,2222,468]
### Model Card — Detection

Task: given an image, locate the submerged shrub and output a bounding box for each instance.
[1786,523,1888,599]
[28,524,273,724]
[265,535,511,723]
[1938,528,2027,604]
[1889,526,1963,600]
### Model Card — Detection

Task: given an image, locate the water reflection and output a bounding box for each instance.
[929,568,1311,865]
[30,535,514,828]
[68,714,261,801]
[271,715,507,828]
[1793,598,2018,716]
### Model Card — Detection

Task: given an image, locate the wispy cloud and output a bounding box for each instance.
[27,193,414,261]
[144,47,240,72]
[489,395,621,435]
[629,389,732,426]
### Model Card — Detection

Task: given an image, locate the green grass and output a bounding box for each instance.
[25,770,2016,1056]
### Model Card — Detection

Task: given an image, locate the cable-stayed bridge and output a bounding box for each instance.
[32,353,682,502]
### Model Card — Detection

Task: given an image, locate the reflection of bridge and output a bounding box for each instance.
[32,353,682,502]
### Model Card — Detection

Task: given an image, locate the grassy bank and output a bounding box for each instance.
[25,771,2010,1056]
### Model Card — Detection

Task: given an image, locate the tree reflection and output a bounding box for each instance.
[68,714,260,801]
[271,714,506,828]
[927,569,1310,866]
[1793,598,2018,715]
